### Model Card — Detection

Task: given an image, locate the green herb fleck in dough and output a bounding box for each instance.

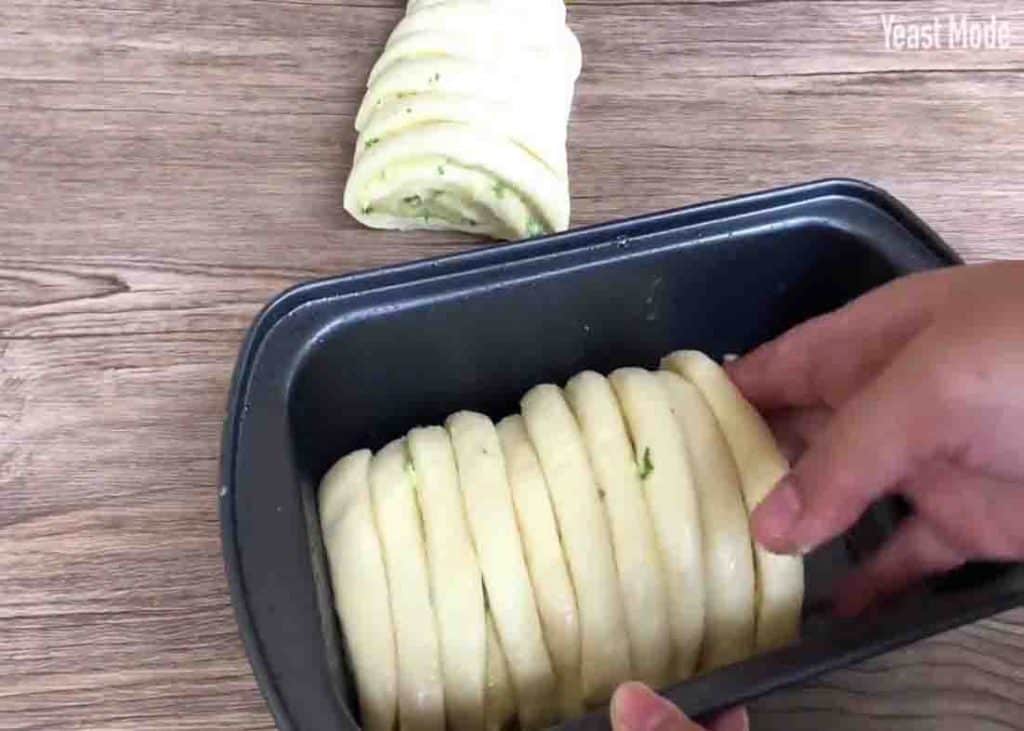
[437,165,446,176]
[526,218,546,237]
[405,107,412,114]
[361,204,374,214]
[403,194,422,207]
[598,488,606,500]
[430,72,441,83]
[462,216,478,226]
[404,460,418,488]
[364,137,380,149]
[638,447,654,480]
[492,181,506,198]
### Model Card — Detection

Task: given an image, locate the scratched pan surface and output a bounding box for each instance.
[219,178,1024,731]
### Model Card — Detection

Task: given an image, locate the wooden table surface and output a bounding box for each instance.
[2,1,1023,729]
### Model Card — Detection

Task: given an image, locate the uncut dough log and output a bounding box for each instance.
[318,450,397,731]
[661,351,804,652]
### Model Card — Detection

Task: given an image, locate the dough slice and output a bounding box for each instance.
[608,368,706,681]
[369,439,445,731]
[407,427,486,731]
[356,57,569,132]
[661,350,804,652]
[447,411,557,729]
[496,415,583,716]
[319,450,397,731]
[520,384,632,706]
[355,93,568,179]
[656,371,756,670]
[564,371,672,687]
[344,123,568,239]
[484,610,517,731]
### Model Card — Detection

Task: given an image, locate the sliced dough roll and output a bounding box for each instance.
[661,351,804,652]
[407,427,486,731]
[344,123,568,239]
[447,411,558,729]
[496,415,583,716]
[656,371,756,670]
[367,26,581,92]
[319,450,397,731]
[369,439,445,731]
[355,56,570,133]
[520,385,632,706]
[344,0,580,240]
[564,371,672,687]
[484,611,517,731]
[608,368,706,681]
[356,94,568,179]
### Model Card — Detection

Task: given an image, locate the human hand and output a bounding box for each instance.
[611,683,748,731]
[728,261,1024,615]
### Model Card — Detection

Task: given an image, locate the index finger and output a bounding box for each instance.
[727,268,953,411]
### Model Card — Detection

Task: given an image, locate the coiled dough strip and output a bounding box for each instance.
[520,384,632,706]
[318,449,397,731]
[369,439,445,731]
[656,371,756,671]
[564,371,672,687]
[356,94,568,179]
[344,123,568,239]
[608,368,706,681]
[355,56,571,133]
[483,611,516,731]
[661,351,804,652]
[447,411,557,729]
[496,415,583,716]
[407,426,486,731]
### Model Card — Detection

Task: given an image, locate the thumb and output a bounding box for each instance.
[610,683,704,731]
[751,329,962,555]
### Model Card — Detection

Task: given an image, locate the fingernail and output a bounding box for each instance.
[751,475,803,553]
[610,683,680,731]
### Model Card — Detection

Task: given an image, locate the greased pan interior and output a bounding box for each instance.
[220,178,1024,731]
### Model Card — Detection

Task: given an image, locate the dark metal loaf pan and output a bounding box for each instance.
[219,179,1024,731]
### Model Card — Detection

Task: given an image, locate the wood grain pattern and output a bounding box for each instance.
[1,0,1023,729]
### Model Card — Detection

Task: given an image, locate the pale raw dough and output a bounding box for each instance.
[608,368,706,681]
[447,411,557,729]
[484,611,516,731]
[520,384,632,705]
[318,449,397,731]
[661,350,804,652]
[407,426,486,731]
[496,415,583,716]
[369,439,445,731]
[564,371,672,687]
[656,371,756,670]
[342,0,581,240]
[322,352,805,731]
